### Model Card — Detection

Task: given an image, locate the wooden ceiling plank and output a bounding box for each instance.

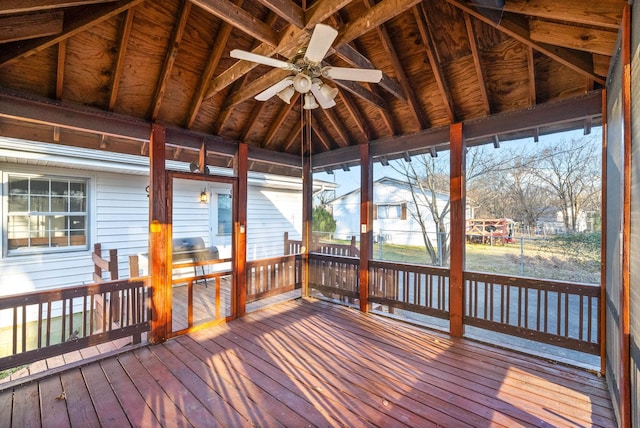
[225,68,292,108]
[333,44,405,101]
[447,0,605,85]
[189,0,278,46]
[0,11,63,43]
[471,0,625,30]
[150,1,192,120]
[310,113,333,152]
[529,19,617,56]
[304,0,354,31]
[186,0,243,128]
[239,100,269,142]
[281,119,302,152]
[463,13,491,116]
[413,3,456,123]
[0,0,118,15]
[55,40,66,100]
[108,7,135,111]
[263,92,300,146]
[254,0,304,29]
[0,0,144,67]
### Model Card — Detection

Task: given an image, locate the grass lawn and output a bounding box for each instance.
[369,238,600,284]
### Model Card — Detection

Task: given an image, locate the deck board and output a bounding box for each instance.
[0,298,617,427]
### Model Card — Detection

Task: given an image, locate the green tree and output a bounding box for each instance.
[312,206,336,233]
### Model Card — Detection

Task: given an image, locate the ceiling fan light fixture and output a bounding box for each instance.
[320,84,338,100]
[277,85,296,104]
[293,73,312,93]
[303,93,319,109]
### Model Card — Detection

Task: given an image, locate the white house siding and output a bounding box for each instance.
[329,177,450,247]
[247,186,302,260]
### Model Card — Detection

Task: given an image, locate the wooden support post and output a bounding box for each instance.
[234,143,248,318]
[619,5,632,426]
[449,122,466,337]
[359,143,372,312]
[301,156,312,297]
[149,123,169,344]
[600,88,607,377]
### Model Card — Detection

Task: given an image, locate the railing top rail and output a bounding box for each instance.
[172,257,233,270]
[369,259,450,276]
[309,253,360,263]
[464,270,599,295]
[246,254,302,266]
[0,278,149,309]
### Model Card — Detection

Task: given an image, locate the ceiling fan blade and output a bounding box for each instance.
[230,49,295,70]
[255,77,294,101]
[305,24,338,64]
[322,66,383,83]
[310,82,336,109]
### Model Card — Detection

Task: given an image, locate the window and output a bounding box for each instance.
[376,203,407,220]
[217,193,232,235]
[7,175,88,253]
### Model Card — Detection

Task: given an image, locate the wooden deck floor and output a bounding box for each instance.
[0,298,616,427]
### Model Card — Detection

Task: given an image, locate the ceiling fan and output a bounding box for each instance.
[230,24,383,109]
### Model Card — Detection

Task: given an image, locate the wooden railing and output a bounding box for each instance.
[308,253,601,356]
[308,253,360,300]
[246,255,302,303]
[284,232,360,257]
[464,271,600,355]
[0,278,150,371]
[369,260,449,320]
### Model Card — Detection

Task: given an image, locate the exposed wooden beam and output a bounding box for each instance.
[254,0,304,29]
[149,0,191,120]
[190,0,278,46]
[529,19,617,56]
[414,3,456,123]
[469,0,625,30]
[0,0,118,15]
[55,40,66,100]
[224,69,292,109]
[239,100,269,143]
[463,13,491,116]
[447,1,605,85]
[0,0,144,67]
[310,114,332,153]
[108,7,135,111]
[0,11,63,43]
[592,54,610,78]
[281,119,302,152]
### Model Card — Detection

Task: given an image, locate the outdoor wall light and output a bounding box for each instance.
[200,189,208,203]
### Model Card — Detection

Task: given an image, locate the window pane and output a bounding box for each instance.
[70,196,85,212]
[31,179,49,195]
[51,181,68,195]
[217,193,232,235]
[51,196,68,212]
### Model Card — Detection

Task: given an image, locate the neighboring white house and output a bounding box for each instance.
[328,177,451,247]
[0,137,305,296]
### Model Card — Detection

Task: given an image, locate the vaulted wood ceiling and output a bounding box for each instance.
[0,0,623,170]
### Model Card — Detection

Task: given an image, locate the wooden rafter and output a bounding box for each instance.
[529,19,617,56]
[282,119,302,152]
[319,107,349,147]
[470,0,624,30]
[149,0,191,121]
[413,3,456,123]
[333,79,386,110]
[239,100,269,143]
[184,1,238,128]
[463,13,490,116]
[0,0,144,67]
[361,0,428,129]
[526,46,536,106]
[0,11,63,43]
[263,92,300,148]
[189,0,278,46]
[108,7,134,111]
[310,113,332,152]
[338,91,369,141]
[446,0,605,85]
[254,0,304,29]
[0,0,118,15]
[55,40,66,100]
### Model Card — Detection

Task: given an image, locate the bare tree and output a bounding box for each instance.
[532,137,601,232]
